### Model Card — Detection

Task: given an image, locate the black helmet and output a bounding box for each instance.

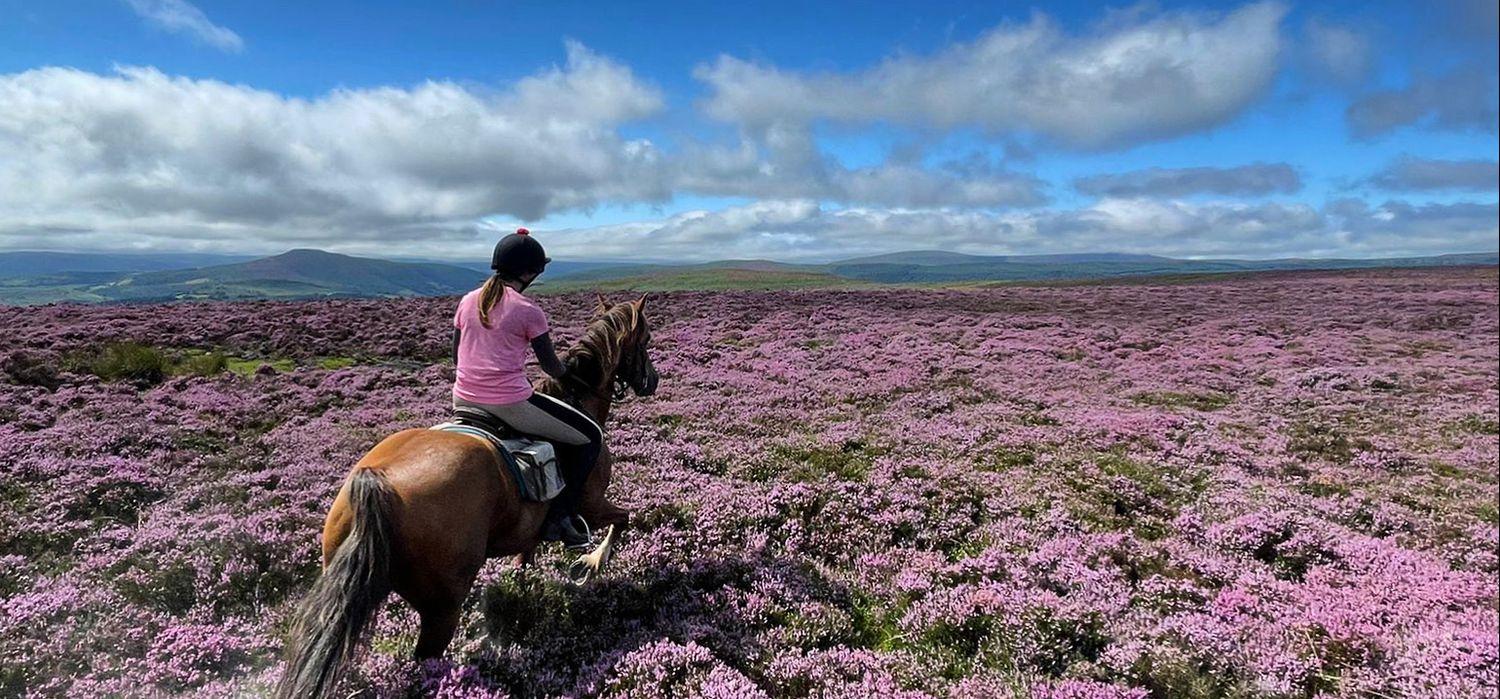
[490,227,551,276]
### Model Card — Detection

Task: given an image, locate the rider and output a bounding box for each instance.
[451,228,603,550]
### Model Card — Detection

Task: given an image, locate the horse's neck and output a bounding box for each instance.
[586,396,612,426]
[562,353,616,427]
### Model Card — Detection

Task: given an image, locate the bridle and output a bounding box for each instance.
[561,330,651,405]
[612,337,652,402]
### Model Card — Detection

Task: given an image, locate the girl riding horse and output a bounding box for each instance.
[273,231,658,699]
[452,228,600,549]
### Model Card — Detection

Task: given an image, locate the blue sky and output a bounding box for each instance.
[0,0,1495,262]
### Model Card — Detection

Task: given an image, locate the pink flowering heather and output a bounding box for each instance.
[0,266,1495,697]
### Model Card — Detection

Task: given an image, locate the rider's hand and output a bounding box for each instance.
[559,367,592,395]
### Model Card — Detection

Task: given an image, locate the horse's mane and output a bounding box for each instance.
[536,301,640,399]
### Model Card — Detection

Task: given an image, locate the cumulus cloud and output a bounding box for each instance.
[0,45,669,250]
[1074,163,1301,198]
[0,49,1059,256]
[1366,156,1499,191]
[694,2,1286,149]
[1303,20,1371,85]
[1345,0,1498,138]
[126,0,244,52]
[536,197,1494,263]
[670,126,1047,208]
[1327,199,1499,254]
[1347,69,1499,138]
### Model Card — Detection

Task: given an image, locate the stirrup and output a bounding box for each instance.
[545,513,593,550]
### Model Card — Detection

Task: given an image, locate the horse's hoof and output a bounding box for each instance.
[567,557,594,585]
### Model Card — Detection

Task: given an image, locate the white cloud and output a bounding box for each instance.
[1075,163,1302,198]
[0,48,668,250]
[533,197,1494,263]
[694,2,1286,149]
[0,50,1055,258]
[669,126,1047,207]
[126,0,244,53]
[1303,20,1371,84]
[1347,68,1499,138]
[1366,156,1499,191]
[1344,0,1498,138]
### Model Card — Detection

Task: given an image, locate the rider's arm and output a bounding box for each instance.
[530,332,567,378]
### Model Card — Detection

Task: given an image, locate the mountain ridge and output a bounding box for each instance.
[0,248,1494,304]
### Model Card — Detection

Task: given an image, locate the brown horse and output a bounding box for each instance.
[273,295,658,699]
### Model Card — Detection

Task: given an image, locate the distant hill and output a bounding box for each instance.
[0,251,255,278]
[823,250,1499,284]
[542,258,825,286]
[0,249,486,304]
[0,247,1493,305]
[836,251,1172,266]
[390,256,630,279]
[130,249,484,295]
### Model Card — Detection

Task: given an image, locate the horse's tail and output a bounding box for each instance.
[274,468,396,699]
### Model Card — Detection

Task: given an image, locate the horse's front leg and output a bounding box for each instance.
[568,524,624,584]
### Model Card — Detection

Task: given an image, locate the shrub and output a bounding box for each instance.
[66,342,171,386]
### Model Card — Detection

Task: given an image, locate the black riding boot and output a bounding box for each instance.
[542,445,594,550]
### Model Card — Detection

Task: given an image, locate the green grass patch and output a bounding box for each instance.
[653,414,686,430]
[1295,478,1353,498]
[316,356,358,370]
[771,439,885,483]
[981,445,1037,472]
[1475,500,1499,526]
[1287,420,1370,465]
[1050,448,1209,540]
[1131,391,1234,411]
[847,592,908,652]
[178,350,228,376]
[1454,414,1499,436]
[1016,411,1060,426]
[225,357,298,376]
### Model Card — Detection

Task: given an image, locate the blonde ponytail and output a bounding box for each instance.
[477,275,507,328]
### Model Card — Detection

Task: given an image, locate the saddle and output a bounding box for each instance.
[431,407,565,502]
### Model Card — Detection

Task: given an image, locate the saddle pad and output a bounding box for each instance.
[430,423,564,501]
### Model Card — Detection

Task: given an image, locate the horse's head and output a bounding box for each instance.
[565,294,658,401]
[614,294,658,398]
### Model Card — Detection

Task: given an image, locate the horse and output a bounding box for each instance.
[273,295,659,699]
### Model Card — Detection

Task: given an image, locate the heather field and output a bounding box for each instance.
[0,267,1496,699]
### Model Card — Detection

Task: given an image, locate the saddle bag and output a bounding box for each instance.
[499,438,565,502]
[431,410,566,502]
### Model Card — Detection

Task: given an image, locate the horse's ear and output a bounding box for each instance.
[593,292,609,317]
[635,293,648,312]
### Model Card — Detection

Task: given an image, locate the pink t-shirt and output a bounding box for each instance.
[452,286,549,405]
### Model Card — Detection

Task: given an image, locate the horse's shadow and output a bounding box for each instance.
[477,554,859,695]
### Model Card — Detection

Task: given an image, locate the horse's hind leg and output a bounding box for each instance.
[414,603,463,660]
[404,558,484,659]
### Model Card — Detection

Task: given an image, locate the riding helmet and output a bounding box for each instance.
[491,227,551,276]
